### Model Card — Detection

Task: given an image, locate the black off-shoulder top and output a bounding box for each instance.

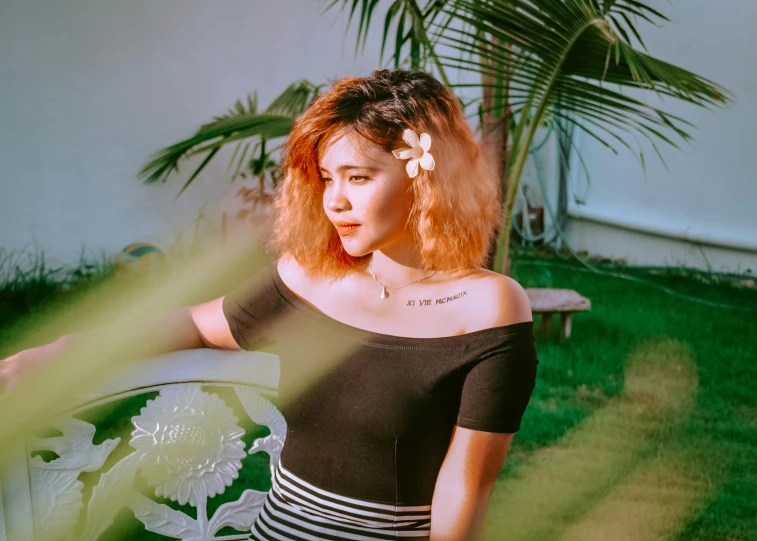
[222,260,539,506]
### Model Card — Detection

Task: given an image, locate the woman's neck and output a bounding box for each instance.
[367,250,445,286]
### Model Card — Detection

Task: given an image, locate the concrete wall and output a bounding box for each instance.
[0,0,387,267]
[564,0,757,274]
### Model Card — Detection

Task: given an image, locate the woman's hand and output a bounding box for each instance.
[0,351,29,394]
[0,337,70,395]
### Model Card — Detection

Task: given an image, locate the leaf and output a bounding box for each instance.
[264,80,322,117]
[174,147,219,200]
[380,0,402,63]
[207,489,269,535]
[235,386,286,474]
[394,4,406,68]
[126,492,201,539]
[80,451,142,541]
[327,0,450,82]
[436,0,731,154]
[235,387,287,438]
[138,115,293,186]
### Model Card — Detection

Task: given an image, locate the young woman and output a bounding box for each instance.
[1,69,539,541]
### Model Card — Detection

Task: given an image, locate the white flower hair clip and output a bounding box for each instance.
[392,129,435,178]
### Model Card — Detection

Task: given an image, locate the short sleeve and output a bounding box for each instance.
[456,323,539,433]
[222,261,283,351]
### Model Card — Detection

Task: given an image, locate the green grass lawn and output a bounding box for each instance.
[2,245,756,540]
[503,247,757,541]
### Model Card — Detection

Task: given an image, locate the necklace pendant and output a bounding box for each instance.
[380,286,389,299]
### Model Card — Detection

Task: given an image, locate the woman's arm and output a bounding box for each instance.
[0,298,241,393]
[429,425,514,540]
[429,274,531,539]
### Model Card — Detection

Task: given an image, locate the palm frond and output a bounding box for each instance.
[213,91,259,121]
[436,0,730,169]
[265,80,324,117]
[323,0,451,82]
[138,80,321,188]
[425,0,732,272]
[138,115,294,186]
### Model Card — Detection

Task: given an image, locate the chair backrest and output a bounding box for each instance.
[0,349,283,541]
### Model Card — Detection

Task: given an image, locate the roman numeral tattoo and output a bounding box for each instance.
[406,291,467,307]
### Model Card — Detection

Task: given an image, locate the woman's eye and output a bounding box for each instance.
[320,176,367,184]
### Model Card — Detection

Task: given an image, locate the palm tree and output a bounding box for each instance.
[139,0,731,275]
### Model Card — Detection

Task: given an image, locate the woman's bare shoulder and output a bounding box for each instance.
[274,252,323,297]
[275,252,303,285]
[456,268,533,331]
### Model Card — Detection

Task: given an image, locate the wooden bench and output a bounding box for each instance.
[525,288,591,339]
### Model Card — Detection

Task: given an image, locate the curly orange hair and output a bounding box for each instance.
[266,69,501,280]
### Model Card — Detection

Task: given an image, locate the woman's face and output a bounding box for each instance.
[319,129,414,257]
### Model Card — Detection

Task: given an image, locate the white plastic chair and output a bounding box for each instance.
[0,349,283,541]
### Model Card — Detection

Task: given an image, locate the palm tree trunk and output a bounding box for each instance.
[480,40,512,275]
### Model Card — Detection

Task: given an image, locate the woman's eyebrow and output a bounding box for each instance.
[319,165,380,174]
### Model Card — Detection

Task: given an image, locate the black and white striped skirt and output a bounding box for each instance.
[249,459,432,540]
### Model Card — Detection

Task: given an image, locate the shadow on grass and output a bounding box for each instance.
[485,336,720,541]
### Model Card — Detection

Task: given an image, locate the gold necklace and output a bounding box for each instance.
[367,254,438,299]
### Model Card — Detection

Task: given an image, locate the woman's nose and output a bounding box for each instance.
[325,183,351,212]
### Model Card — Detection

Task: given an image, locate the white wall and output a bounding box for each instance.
[0,0,388,267]
[564,0,757,274]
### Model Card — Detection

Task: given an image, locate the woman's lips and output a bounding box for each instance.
[336,224,360,235]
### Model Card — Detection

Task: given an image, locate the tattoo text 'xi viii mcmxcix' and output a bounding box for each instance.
[406,291,467,307]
